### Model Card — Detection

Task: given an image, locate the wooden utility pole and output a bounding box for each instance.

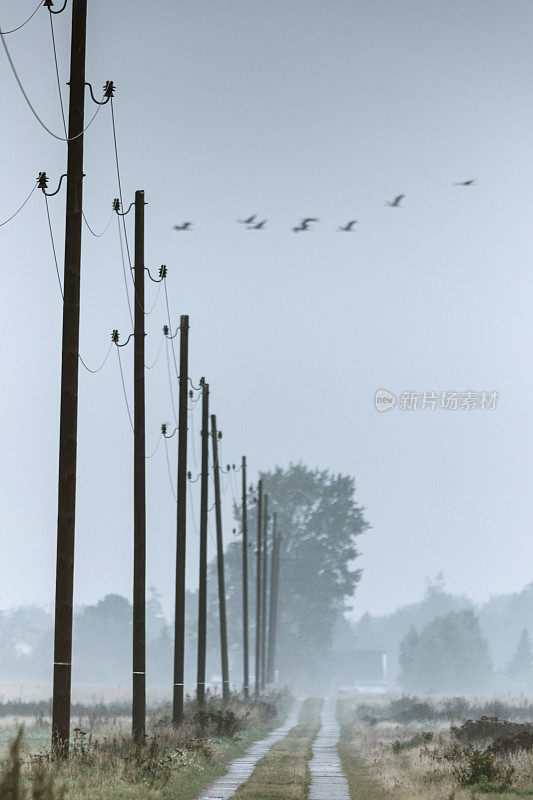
[254,479,263,697]
[132,190,146,743]
[52,0,87,755]
[211,415,230,703]
[196,380,209,707]
[241,456,249,698]
[173,316,189,725]
[260,494,269,690]
[266,513,281,684]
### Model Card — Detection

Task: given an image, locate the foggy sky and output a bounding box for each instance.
[1,0,532,622]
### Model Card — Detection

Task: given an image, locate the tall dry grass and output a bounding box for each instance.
[338,696,533,800]
[0,691,288,800]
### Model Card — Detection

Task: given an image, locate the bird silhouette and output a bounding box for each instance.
[454,179,476,186]
[338,220,357,232]
[292,217,319,232]
[238,215,257,224]
[385,195,405,207]
[173,222,192,230]
[248,219,267,229]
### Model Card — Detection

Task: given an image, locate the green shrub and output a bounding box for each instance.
[392,731,434,753]
[455,749,514,788]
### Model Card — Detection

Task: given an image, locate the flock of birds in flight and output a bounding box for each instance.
[172,180,476,232]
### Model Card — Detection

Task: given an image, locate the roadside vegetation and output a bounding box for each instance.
[0,691,288,800]
[337,695,533,800]
[232,697,322,800]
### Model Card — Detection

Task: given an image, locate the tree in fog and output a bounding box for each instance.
[398,608,491,692]
[506,627,533,681]
[216,463,369,689]
[74,594,132,683]
[351,574,472,677]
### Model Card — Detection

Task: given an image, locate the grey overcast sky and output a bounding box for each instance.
[1,0,532,621]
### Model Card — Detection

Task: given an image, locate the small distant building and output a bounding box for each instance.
[330,649,388,691]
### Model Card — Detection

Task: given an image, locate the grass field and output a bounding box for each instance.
[0,693,289,800]
[337,695,533,800]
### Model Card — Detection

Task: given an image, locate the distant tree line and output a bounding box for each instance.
[351,575,533,692]
[0,464,368,693]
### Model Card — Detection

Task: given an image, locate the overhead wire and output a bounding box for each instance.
[145,332,164,369]
[44,193,64,298]
[145,433,162,460]
[115,345,134,432]
[82,209,113,238]
[164,437,177,502]
[48,9,67,138]
[163,280,180,382]
[164,338,179,427]
[188,480,199,535]
[116,214,134,329]
[0,1,43,34]
[0,181,37,226]
[142,281,162,316]
[188,399,199,471]
[44,192,115,374]
[0,23,103,141]
[110,98,133,271]
[78,341,112,374]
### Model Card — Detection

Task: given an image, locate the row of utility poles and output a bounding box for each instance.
[252,481,282,696]
[50,0,282,755]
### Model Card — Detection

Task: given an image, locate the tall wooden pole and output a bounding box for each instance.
[260,494,268,690]
[196,381,209,707]
[173,315,189,725]
[132,190,146,743]
[266,513,281,684]
[254,479,263,697]
[52,0,87,755]
[241,456,249,698]
[211,415,230,703]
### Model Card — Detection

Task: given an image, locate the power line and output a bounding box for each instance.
[163,280,180,382]
[110,98,132,270]
[164,337,179,427]
[189,399,199,471]
[78,341,112,374]
[45,190,116,375]
[82,209,113,238]
[0,23,104,141]
[115,345,134,432]
[43,194,64,298]
[188,479,199,536]
[145,432,162,460]
[145,332,164,369]
[0,1,44,34]
[116,214,134,329]
[48,10,67,138]
[142,281,162,316]
[164,436,177,502]
[0,180,37,226]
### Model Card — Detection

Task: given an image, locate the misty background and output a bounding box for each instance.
[1,0,533,687]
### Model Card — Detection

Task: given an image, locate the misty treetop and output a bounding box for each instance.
[398,608,492,693]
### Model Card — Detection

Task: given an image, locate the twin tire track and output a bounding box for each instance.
[196,697,304,799]
[197,695,350,800]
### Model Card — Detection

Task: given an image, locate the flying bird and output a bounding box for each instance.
[385,194,405,207]
[173,222,192,230]
[248,219,267,229]
[292,217,319,232]
[454,179,476,186]
[338,220,357,232]
[238,215,257,224]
